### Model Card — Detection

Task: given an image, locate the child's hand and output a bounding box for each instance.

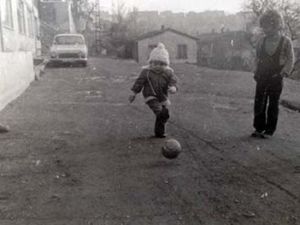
[128,94,136,103]
[168,86,177,94]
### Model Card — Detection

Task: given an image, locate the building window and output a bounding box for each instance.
[177,44,187,59]
[17,0,26,34]
[4,0,14,28]
[34,16,40,39]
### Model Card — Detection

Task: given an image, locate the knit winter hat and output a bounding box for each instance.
[148,43,170,66]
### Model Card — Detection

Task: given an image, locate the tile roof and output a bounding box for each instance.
[136,28,198,41]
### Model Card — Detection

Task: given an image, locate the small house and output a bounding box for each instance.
[133,27,198,65]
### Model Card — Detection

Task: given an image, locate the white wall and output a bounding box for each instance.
[0,1,40,111]
[0,52,34,110]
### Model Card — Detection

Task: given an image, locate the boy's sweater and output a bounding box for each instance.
[254,35,295,76]
[131,66,177,103]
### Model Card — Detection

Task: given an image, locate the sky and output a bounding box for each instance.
[98,0,245,13]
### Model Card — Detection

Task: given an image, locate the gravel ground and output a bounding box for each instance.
[0,57,299,225]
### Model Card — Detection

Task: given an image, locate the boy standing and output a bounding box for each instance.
[129,43,178,138]
[252,10,295,138]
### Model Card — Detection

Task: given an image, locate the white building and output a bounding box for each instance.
[0,0,40,53]
[0,0,41,110]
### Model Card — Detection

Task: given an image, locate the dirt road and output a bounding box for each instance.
[0,58,299,225]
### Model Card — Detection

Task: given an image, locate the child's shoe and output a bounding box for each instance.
[0,124,9,133]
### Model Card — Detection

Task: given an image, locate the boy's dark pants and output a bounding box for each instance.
[254,78,283,134]
[147,99,170,136]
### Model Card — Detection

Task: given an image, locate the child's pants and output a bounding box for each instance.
[253,78,283,134]
[147,99,170,136]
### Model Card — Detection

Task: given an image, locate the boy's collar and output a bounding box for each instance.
[265,32,281,39]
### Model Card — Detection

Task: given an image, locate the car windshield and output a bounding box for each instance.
[55,36,84,45]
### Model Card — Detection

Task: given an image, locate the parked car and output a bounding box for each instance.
[49,33,88,67]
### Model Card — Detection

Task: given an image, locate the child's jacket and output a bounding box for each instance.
[131,66,178,103]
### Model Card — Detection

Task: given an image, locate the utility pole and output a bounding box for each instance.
[95,0,101,55]
[0,3,4,51]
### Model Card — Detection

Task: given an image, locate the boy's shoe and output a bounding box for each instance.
[263,133,272,139]
[263,131,273,138]
[0,124,9,133]
[251,130,265,138]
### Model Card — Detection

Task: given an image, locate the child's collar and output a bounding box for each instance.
[142,65,173,72]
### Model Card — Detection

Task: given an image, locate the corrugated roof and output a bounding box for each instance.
[136,28,198,41]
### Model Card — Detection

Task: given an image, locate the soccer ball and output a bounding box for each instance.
[161,138,181,159]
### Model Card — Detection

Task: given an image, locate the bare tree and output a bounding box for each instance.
[109,1,143,57]
[126,7,140,39]
[244,0,300,40]
[281,0,300,40]
[71,0,96,33]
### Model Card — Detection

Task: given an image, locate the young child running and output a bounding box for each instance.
[252,9,295,138]
[129,43,178,138]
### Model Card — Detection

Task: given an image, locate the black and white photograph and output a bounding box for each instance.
[0,0,299,224]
